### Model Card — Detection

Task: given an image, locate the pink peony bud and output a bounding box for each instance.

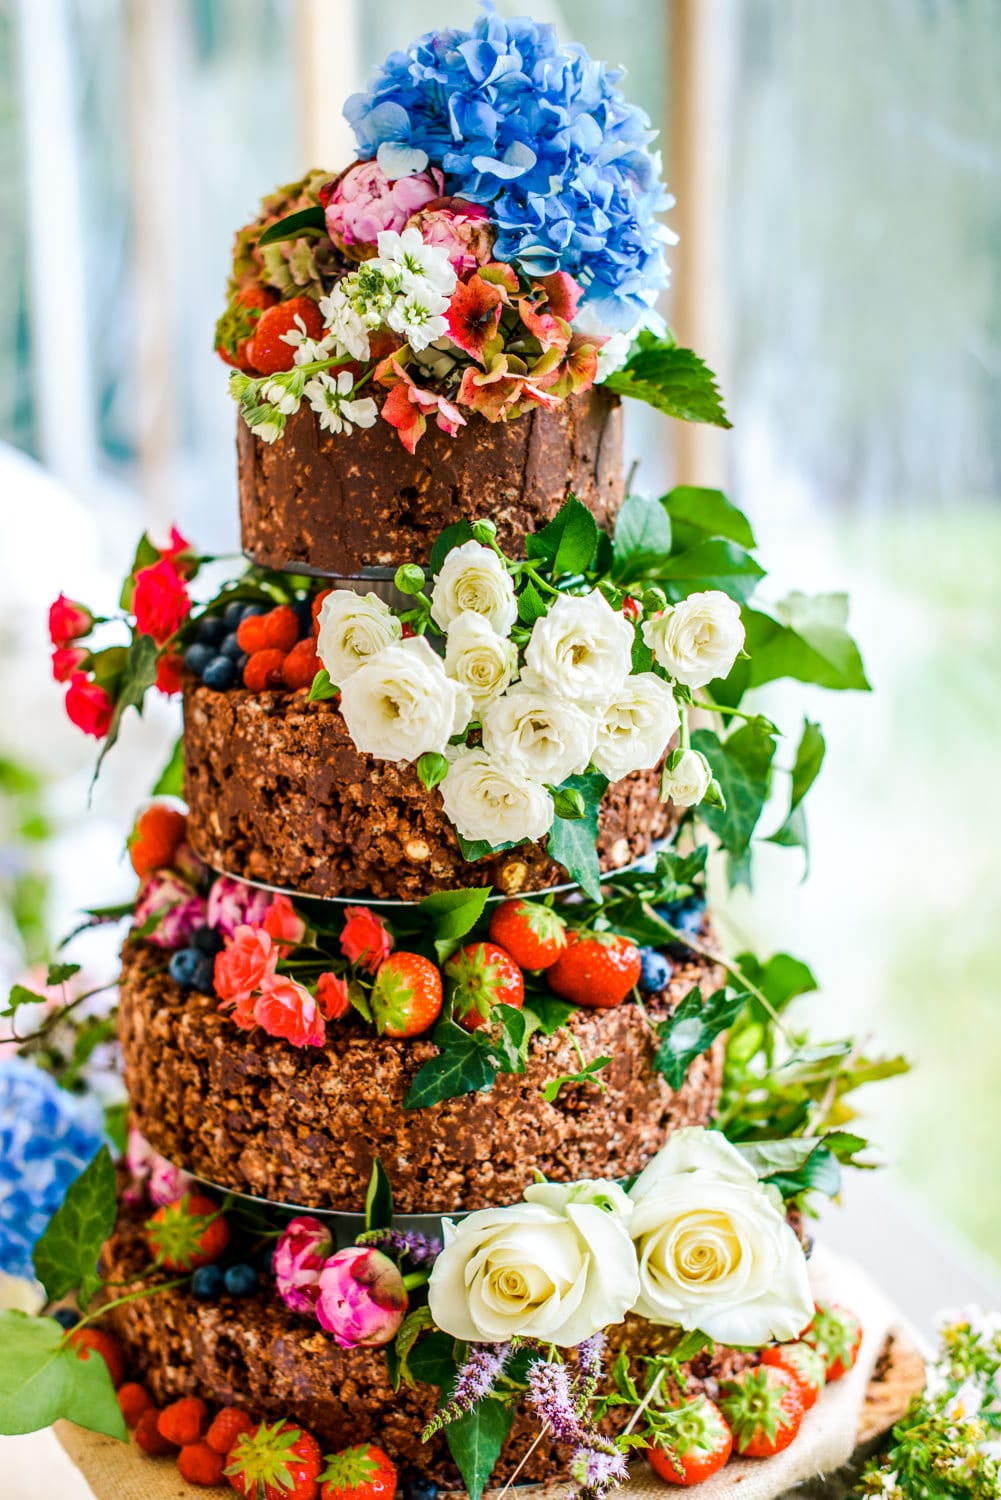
[49,594,93,646]
[316,1246,408,1348]
[262,893,307,956]
[253,974,325,1049]
[135,872,207,950]
[324,160,443,253]
[405,197,495,278]
[207,876,272,939]
[273,1216,334,1314]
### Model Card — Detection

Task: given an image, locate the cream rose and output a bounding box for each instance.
[481,684,596,787]
[591,672,680,782]
[439,748,554,846]
[338,636,472,762]
[523,590,634,708]
[430,540,517,636]
[628,1128,813,1346]
[443,611,517,712]
[661,748,712,807]
[642,591,745,689]
[428,1183,639,1345]
[316,590,402,686]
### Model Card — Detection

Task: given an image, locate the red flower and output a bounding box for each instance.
[52,646,88,683]
[340,907,393,974]
[540,271,583,324]
[214,925,277,1020]
[254,975,325,1048]
[160,526,197,577]
[377,356,466,454]
[316,972,351,1021]
[262,894,307,956]
[65,673,113,738]
[155,651,184,696]
[445,273,506,363]
[132,559,191,644]
[48,594,93,646]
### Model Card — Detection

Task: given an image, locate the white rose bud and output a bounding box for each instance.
[443,612,517,712]
[661,748,712,807]
[591,672,680,782]
[481,684,596,787]
[642,590,745,689]
[339,636,472,762]
[524,590,634,708]
[439,748,554,846]
[428,1185,639,1346]
[628,1128,814,1346]
[430,540,517,637]
[316,590,402,686]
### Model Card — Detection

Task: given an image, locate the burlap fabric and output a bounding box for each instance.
[55,1247,924,1500]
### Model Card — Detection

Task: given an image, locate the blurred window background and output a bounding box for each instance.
[0,0,999,1310]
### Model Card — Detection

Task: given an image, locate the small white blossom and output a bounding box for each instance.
[293,333,338,366]
[388,290,451,352]
[305,370,378,437]
[944,1380,983,1423]
[260,378,302,417]
[374,227,457,298]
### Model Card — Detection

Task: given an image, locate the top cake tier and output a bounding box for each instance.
[238,387,623,576]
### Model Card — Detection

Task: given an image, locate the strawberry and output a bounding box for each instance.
[247,297,325,376]
[369,953,443,1038]
[545,931,642,1009]
[207,1407,257,1457]
[488,899,567,970]
[237,604,301,656]
[145,1192,231,1271]
[320,1443,397,1500]
[645,1395,733,1486]
[118,1381,156,1427]
[283,637,322,692]
[216,286,278,373]
[225,1420,323,1500]
[68,1327,126,1388]
[801,1301,862,1381]
[158,1395,209,1446]
[718,1367,804,1458]
[135,1408,176,1455]
[761,1341,827,1410]
[446,941,524,1032]
[179,1440,228,1486]
[311,590,333,633]
[244,649,290,693]
[129,804,188,878]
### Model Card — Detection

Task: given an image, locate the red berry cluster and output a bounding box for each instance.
[236,604,322,694]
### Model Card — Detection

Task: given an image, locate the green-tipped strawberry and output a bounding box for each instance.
[761,1341,827,1409]
[446,941,524,1032]
[215,286,277,372]
[545,930,642,1009]
[320,1443,397,1500]
[645,1394,732,1485]
[369,953,443,1039]
[225,1420,322,1500]
[718,1367,804,1458]
[801,1301,862,1381]
[488,899,567,970]
[145,1192,230,1272]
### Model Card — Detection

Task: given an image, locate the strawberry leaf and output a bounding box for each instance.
[602,337,731,428]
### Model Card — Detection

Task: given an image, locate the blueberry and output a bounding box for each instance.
[239,603,266,623]
[223,1263,258,1297]
[195,615,228,647]
[192,925,225,957]
[223,600,248,627]
[52,1307,81,1330]
[202,654,237,690]
[294,599,314,636]
[192,1264,224,1300]
[253,1243,275,1275]
[219,631,244,661]
[190,954,215,993]
[184,642,214,679]
[403,1481,439,1500]
[169,948,204,987]
[655,895,706,951]
[639,947,672,995]
[235,652,249,677]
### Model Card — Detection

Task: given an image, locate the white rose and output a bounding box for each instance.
[642,591,745,689]
[591,673,680,782]
[316,590,402,686]
[428,1187,639,1346]
[430,541,517,636]
[481,684,596,786]
[661,748,712,807]
[440,748,554,846]
[0,1271,45,1314]
[628,1128,813,1346]
[443,612,517,712]
[524,591,634,708]
[338,636,472,762]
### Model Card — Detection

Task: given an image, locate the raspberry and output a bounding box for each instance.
[283,638,322,691]
[68,1327,126,1388]
[312,589,333,632]
[129,805,188,878]
[247,296,324,376]
[178,1440,227,1486]
[158,1395,209,1447]
[237,604,301,655]
[243,649,288,693]
[118,1382,156,1427]
[206,1407,256,1456]
[135,1408,176,1456]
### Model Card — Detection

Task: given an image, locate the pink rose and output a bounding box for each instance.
[213,925,278,1019]
[324,161,443,252]
[49,594,93,646]
[405,197,495,277]
[132,558,190,644]
[273,1216,334,1314]
[339,906,394,975]
[136,872,207,950]
[316,1246,408,1348]
[316,972,351,1022]
[262,894,307,956]
[207,876,272,939]
[254,974,325,1048]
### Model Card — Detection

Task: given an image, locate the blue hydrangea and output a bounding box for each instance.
[0,1058,105,1279]
[344,5,673,331]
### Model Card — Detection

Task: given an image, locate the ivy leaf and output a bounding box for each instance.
[525,496,598,575]
[767,719,826,862]
[456,832,518,863]
[429,521,475,577]
[612,494,672,582]
[661,487,756,550]
[602,338,731,428]
[151,736,185,798]
[659,539,765,604]
[653,988,751,1089]
[308,668,339,702]
[546,772,608,899]
[445,1397,515,1500]
[46,962,81,986]
[524,997,577,1035]
[745,594,871,692]
[732,950,818,1023]
[403,1022,500,1110]
[541,1055,611,1102]
[420,886,492,963]
[32,1146,117,1306]
[0,1311,126,1438]
[492,1004,538,1075]
[517,580,548,625]
[257,205,327,246]
[691,721,777,885]
[94,633,159,778]
[1,984,47,1018]
[364,1158,394,1234]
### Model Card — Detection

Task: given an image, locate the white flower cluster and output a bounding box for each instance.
[319,227,457,361]
[428,1128,813,1348]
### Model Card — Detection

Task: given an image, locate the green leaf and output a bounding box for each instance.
[407,1329,459,1391]
[420,888,492,943]
[653,988,751,1089]
[546,772,608,900]
[669,1329,713,1366]
[733,951,818,1016]
[395,1307,435,1388]
[308,668,339,702]
[767,719,826,859]
[516,580,548,625]
[94,633,160,777]
[32,1147,117,1306]
[257,205,327,246]
[429,521,475,577]
[417,752,449,792]
[118,533,160,610]
[541,1054,611,1102]
[403,1022,500,1110]
[659,539,765,604]
[612,494,672,582]
[525,496,599,575]
[745,594,871,692]
[524,997,577,1036]
[456,832,518,863]
[151,736,185,798]
[364,1158,394,1234]
[661,487,756,550]
[691,722,777,885]
[445,1397,515,1500]
[603,339,731,428]
[0,1311,126,1438]
[45,963,80,986]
